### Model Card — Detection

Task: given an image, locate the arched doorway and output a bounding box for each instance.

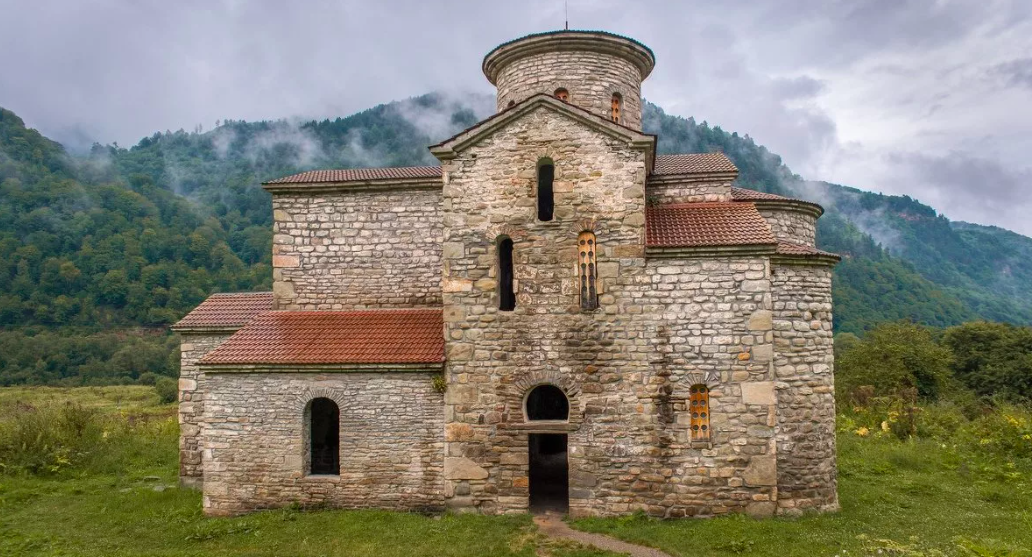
[525,385,569,513]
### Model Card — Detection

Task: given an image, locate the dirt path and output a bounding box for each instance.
[533,513,674,557]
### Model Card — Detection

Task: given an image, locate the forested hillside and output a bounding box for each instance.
[2,94,1031,384]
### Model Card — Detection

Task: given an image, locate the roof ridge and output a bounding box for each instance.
[650,201,749,209]
[429,93,655,155]
[261,308,443,316]
[263,165,443,186]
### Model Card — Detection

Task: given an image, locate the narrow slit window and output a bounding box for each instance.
[554,88,569,102]
[537,161,555,221]
[578,231,598,310]
[689,385,711,442]
[499,238,515,311]
[611,93,622,124]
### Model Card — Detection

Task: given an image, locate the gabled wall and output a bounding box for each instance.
[437,105,789,517]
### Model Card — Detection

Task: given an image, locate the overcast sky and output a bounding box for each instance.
[2,0,1030,235]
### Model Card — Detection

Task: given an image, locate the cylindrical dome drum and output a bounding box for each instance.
[482,31,656,131]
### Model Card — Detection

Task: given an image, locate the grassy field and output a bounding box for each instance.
[1,387,1030,557]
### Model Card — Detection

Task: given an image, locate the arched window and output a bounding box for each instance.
[578,231,598,310]
[499,237,515,311]
[537,160,555,221]
[307,397,340,475]
[611,93,622,124]
[526,385,569,421]
[554,88,569,102]
[689,385,711,442]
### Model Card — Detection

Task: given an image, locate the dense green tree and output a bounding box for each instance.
[942,321,1032,402]
[836,322,954,402]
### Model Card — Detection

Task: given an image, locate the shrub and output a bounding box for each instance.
[960,403,1032,460]
[154,377,178,404]
[836,322,953,404]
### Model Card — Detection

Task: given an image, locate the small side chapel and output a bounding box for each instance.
[173,30,840,518]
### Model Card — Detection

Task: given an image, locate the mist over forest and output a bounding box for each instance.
[2,93,1032,385]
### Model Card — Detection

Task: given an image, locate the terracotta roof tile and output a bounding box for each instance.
[775,241,841,260]
[730,187,791,202]
[199,309,444,366]
[646,202,777,248]
[730,187,825,215]
[653,153,738,175]
[264,166,442,185]
[172,292,273,331]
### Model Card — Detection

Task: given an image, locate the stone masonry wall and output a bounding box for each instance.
[758,208,817,246]
[178,332,233,489]
[438,106,783,517]
[271,188,442,310]
[494,50,644,130]
[646,178,734,205]
[771,264,838,514]
[202,372,444,516]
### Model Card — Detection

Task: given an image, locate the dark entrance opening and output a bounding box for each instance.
[529,433,569,513]
[309,397,340,475]
[526,384,569,421]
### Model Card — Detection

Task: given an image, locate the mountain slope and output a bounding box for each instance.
[2,94,1032,383]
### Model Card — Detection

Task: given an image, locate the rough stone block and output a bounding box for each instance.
[747,310,773,331]
[272,255,300,268]
[444,457,489,480]
[741,381,775,406]
[743,455,777,486]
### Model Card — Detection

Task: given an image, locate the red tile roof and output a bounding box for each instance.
[199,309,445,366]
[653,153,738,175]
[730,187,790,202]
[264,166,442,185]
[731,187,824,215]
[172,292,274,331]
[646,202,777,248]
[775,241,841,260]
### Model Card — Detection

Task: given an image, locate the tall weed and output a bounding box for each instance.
[0,400,176,476]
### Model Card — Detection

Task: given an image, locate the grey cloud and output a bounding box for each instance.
[883,151,1032,236]
[769,76,826,100]
[0,0,1029,236]
[994,58,1032,89]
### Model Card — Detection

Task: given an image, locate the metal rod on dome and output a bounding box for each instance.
[565,0,568,30]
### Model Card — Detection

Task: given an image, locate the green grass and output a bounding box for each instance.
[571,435,1032,556]
[2,387,1031,556]
[0,385,169,416]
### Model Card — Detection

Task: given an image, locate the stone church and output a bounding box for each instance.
[173,30,839,518]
